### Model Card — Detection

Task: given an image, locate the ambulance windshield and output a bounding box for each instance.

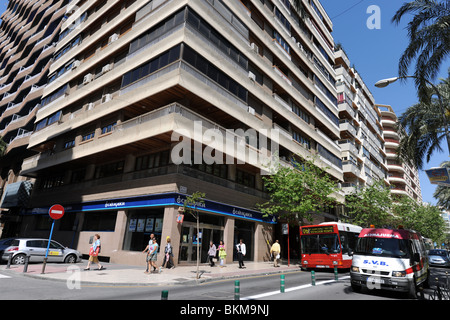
[355,237,411,258]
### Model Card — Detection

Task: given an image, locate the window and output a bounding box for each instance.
[236,170,255,188]
[293,131,311,149]
[82,211,117,231]
[135,150,170,171]
[82,132,95,142]
[121,45,181,88]
[95,161,124,179]
[63,139,75,149]
[182,45,248,102]
[101,122,116,135]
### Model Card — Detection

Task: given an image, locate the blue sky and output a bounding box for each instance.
[0,1,447,205]
[320,0,449,205]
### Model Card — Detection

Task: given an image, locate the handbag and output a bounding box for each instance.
[89,246,100,257]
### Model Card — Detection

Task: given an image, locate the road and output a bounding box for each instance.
[2,266,446,300]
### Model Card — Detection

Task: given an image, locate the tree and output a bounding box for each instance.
[0,137,6,157]
[182,191,205,280]
[392,0,450,101]
[410,204,446,243]
[344,179,393,227]
[258,155,339,225]
[397,70,450,169]
[433,161,450,209]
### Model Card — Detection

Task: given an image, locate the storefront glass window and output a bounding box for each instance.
[122,209,164,251]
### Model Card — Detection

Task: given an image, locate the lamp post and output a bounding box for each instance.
[375,75,450,156]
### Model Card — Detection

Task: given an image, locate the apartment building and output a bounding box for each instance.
[378,104,422,203]
[13,0,343,265]
[334,47,389,199]
[0,0,69,237]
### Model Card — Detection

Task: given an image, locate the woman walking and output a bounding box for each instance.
[85,234,103,270]
[218,240,227,267]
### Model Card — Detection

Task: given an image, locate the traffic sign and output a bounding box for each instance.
[49,204,64,220]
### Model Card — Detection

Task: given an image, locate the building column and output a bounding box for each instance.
[254,222,273,262]
[223,217,235,264]
[160,206,182,265]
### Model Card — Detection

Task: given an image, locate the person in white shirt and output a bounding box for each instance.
[236,239,246,269]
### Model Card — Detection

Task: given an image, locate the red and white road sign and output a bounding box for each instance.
[49,204,64,220]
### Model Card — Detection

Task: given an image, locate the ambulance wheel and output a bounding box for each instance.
[351,283,361,293]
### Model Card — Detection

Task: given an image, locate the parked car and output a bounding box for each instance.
[428,249,450,268]
[0,238,15,259]
[1,238,82,265]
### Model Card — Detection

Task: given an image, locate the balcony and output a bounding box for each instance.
[21,103,274,176]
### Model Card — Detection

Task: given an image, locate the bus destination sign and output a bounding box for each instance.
[302,225,335,235]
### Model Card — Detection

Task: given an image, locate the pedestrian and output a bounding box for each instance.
[270,239,281,267]
[142,234,156,273]
[236,239,246,269]
[85,234,103,270]
[208,241,217,267]
[160,236,174,272]
[149,238,159,273]
[218,240,227,267]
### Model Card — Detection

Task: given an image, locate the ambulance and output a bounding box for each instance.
[350,226,429,298]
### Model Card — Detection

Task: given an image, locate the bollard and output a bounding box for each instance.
[280,274,285,293]
[311,270,316,286]
[334,266,338,281]
[41,257,47,274]
[23,255,30,273]
[234,280,240,300]
[161,290,168,300]
[6,253,12,269]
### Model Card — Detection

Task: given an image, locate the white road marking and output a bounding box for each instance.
[241,276,350,300]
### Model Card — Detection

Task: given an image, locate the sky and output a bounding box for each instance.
[0,1,447,205]
[320,0,449,205]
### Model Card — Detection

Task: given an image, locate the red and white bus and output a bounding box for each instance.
[300,222,362,269]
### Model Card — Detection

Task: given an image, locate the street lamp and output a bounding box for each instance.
[375,75,450,157]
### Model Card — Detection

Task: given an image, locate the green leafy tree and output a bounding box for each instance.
[392,0,450,100]
[344,179,393,227]
[183,191,205,280]
[411,204,446,243]
[258,156,339,225]
[397,71,450,169]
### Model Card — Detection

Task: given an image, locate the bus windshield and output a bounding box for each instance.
[355,237,411,258]
[301,234,341,254]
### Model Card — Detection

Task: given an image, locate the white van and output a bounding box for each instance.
[350,227,429,298]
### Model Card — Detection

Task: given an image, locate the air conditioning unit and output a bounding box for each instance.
[72,60,81,69]
[250,42,259,54]
[108,33,119,44]
[86,102,94,110]
[101,94,112,103]
[83,73,92,84]
[102,64,112,74]
[247,106,255,115]
[248,71,256,81]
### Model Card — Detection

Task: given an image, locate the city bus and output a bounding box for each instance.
[300,222,362,269]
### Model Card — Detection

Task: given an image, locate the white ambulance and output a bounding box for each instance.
[350,227,429,298]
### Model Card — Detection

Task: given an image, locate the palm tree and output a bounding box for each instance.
[397,70,450,169]
[392,0,450,100]
[433,161,450,209]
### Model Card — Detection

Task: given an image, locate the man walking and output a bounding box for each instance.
[270,240,281,267]
[236,239,246,269]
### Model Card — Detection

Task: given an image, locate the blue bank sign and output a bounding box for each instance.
[25,193,276,224]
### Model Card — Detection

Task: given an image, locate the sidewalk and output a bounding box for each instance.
[1,260,302,286]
